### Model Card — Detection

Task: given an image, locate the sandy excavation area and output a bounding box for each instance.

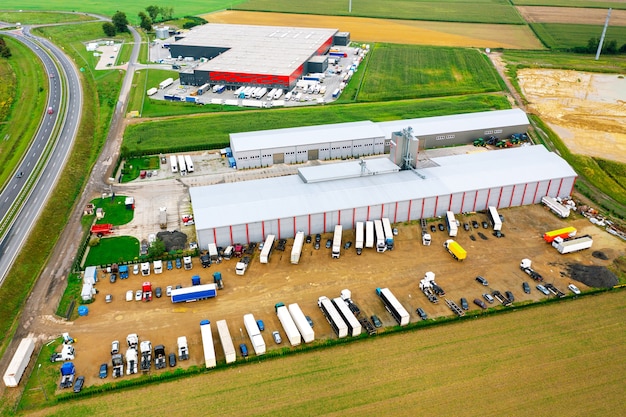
[47,204,624,389]
[518,69,626,163]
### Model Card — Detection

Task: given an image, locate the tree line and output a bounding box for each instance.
[102,6,207,36]
[571,37,626,55]
[0,37,11,58]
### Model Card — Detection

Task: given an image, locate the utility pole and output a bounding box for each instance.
[595,8,612,60]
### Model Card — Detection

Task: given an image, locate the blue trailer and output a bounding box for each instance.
[227,157,236,168]
[170,283,217,303]
[185,96,197,103]
[329,51,346,58]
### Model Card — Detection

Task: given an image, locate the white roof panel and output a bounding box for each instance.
[191,146,577,231]
[298,158,400,183]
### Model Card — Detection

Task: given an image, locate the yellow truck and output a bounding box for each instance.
[444,239,466,261]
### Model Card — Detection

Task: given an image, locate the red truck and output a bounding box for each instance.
[91,224,113,236]
[142,282,152,302]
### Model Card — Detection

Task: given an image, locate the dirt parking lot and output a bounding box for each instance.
[59,203,622,389]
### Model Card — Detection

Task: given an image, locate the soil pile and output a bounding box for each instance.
[566,264,618,288]
[592,251,609,260]
[157,231,187,251]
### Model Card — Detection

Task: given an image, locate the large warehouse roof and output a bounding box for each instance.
[377,108,529,139]
[231,121,382,152]
[174,24,338,76]
[190,146,577,231]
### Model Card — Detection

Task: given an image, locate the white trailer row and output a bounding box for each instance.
[355,221,364,254]
[332,297,362,337]
[288,303,314,343]
[552,235,593,254]
[318,296,348,338]
[291,231,305,264]
[243,313,266,355]
[259,234,275,264]
[488,206,502,231]
[170,155,194,174]
[200,320,216,369]
[276,303,301,346]
[216,320,236,364]
[3,338,35,387]
[374,220,386,252]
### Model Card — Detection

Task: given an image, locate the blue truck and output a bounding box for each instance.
[119,265,129,279]
[170,283,217,303]
[59,362,75,389]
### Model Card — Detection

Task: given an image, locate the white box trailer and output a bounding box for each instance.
[288,303,314,343]
[365,221,374,248]
[488,206,502,231]
[3,337,35,387]
[159,77,174,89]
[318,296,348,338]
[184,155,194,173]
[291,231,305,264]
[542,196,570,218]
[216,320,236,364]
[374,220,386,252]
[332,297,362,337]
[552,235,593,254]
[199,320,216,368]
[331,225,342,259]
[170,155,178,173]
[355,221,364,254]
[208,243,218,261]
[243,313,266,355]
[275,303,301,346]
[147,87,158,96]
[446,211,458,237]
[177,155,187,175]
[259,234,275,264]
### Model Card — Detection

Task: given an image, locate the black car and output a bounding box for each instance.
[371,315,382,328]
[505,291,515,302]
[438,223,445,231]
[460,297,469,310]
[315,233,321,243]
[522,282,531,294]
[475,275,489,286]
[314,241,320,250]
[416,308,428,320]
[73,376,85,393]
[430,225,436,233]
[325,239,332,249]
[463,223,470,231]
[155,287,162,298]
[306,235,312,244]
[99,363,108,379]
[168,352,177,367]
[472,220,480,229]
[109,274,117,284]
[473,298,487,309]
[344,241,352,250]
[482,221,489,229]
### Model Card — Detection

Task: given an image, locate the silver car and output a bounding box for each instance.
[272,331,282,344]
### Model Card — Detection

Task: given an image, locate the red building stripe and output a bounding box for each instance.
[407,200,412,222]
[556,178,564,197]
[434,196,439,217]
[521,183,528,205]
[461,192,466,212]
[496,187,503,209]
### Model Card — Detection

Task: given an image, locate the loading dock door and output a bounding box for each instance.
[308,149,319,161]
[273,153,284,164]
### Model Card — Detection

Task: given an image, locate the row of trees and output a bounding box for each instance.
[102,6,175,36]
[0,37,12,58]
[571,37,626,55]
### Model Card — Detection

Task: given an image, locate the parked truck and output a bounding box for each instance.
[374,220,386,252]
[142,281,153,301]
[50,344,75,362]
[125,348,138,375]
[141,262,150,276]
[59,362,75,389]
[207,243,218,261]
[244,314,266,355]
[140,341,152,372]
[365,221,374,249]
[543,226,577,243]
[170,283,217,303]
[235,256,250,276]
[381,218,394,249]
[288,303,314,343]
[275,302,301,346]
[91,223,113,236]
[216,320,236,364]
[291,231,305,264]
[260,235,275,264]
[213,272,224,289]
[355,221,364,255]
[444,239,466,261]
[552,235,593,254]
[159,207,167,229]
[331,225,343,259]
[159,77,174,89]
[177,336,189,360]
[153,345,166,370]
[183,256,193,270]
[3,337,35,388]
[199,320,216,368]
[111,353,124,378]
[419,272,439,304]
[520,258,543,281]
[376,287,410,326]
[119,265,129,279]
[153,260,163,274]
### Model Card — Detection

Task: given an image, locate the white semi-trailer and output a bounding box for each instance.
[332,297,362,337]
[318,296,348,338]
[216,319,236,364]
[381,218,394,249]
[374,220,386,252]
[365,221,374,248]
[243,313,266,355]
[288,303,314,343]
[355,221,364,255]
[184,155,194,173]
[199,320,216,368]
[488,206,502,231]
[542,196,570,218]
[3,337,35,387]
[446,211,458,237]
[331,225,342,259]
[177,155,187,175]
[275,302,301,346]
[552,235,593,254]
[259,234,275,264]
[170,155,178,173]
[159,77,174,89]
[291,231,305,264]
[376,287,410,326]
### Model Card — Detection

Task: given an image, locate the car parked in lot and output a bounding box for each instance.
[472,220,479,229]
[168,352,177,367]
[430,225,436,233]
[568,284,581,295]
[239,343,248,358]
[438,223,445,231]
[493,230,503,238]
[325,239,332,249]
[392,228,398,236]
[463,223,470,231]
[473,298,487,309]
[306,235,312,243]
[155,287,162,298]
[522,282,531,294]
[305,316,314,327]
[416,308,428,320]
[315,233,321,243]
[343,241,352,250]
[99,363,108,379]
[460,298,469,310]
[105,294,112,303]
[314,241,320,250]
[483,293,495,304]
[272,331,282,344]
[505,291,514,302]
[536,284,550,295]
[166,286,172,297]
[133,264,139,275]
[73,376,85,393]
[175,258,182,269]
[135,290,142,301]
[167,260,173,270]
[482,221,489,229]
[256,320,265,331]
[371,315,382,328]
[109,274,117,284]
[475,276,489,286]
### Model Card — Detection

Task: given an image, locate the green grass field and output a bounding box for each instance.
[235,0,525,24]
[0,11,95,24]
[531,23,626,49]
[358,45,503,101]
[90,196,134,225]
[127,68,180,116]
[20,290,626,416]
[502,50,626,73]
[512,0,626,9]
[120,156,160,181]
[123,95,510,154]
[84,236,140,266]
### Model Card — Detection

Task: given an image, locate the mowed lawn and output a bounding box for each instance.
[28,290,626,416]
[532,23,626,49]
[359,45,503,101]
[84,236,139,266]
[235,0,525,24]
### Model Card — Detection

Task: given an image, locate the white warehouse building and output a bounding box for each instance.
[190,145,577,248]
[229,109,530,169]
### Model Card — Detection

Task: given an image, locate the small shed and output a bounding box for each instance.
[81,283,95,301]
[83,203,95,216]
[95,207,105,219]
[84,266,97,284]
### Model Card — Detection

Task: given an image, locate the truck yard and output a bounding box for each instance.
[52,201,623,389]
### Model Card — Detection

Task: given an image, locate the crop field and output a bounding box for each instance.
[233,0,524,24]
[531,23,626,49]
[517,6,626,26]
[513,0,626,10]
[0,11,95,24]
[502,50,626,73]
[24,290,626,416]
[358,45,503,102]
[123,94,509,154]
